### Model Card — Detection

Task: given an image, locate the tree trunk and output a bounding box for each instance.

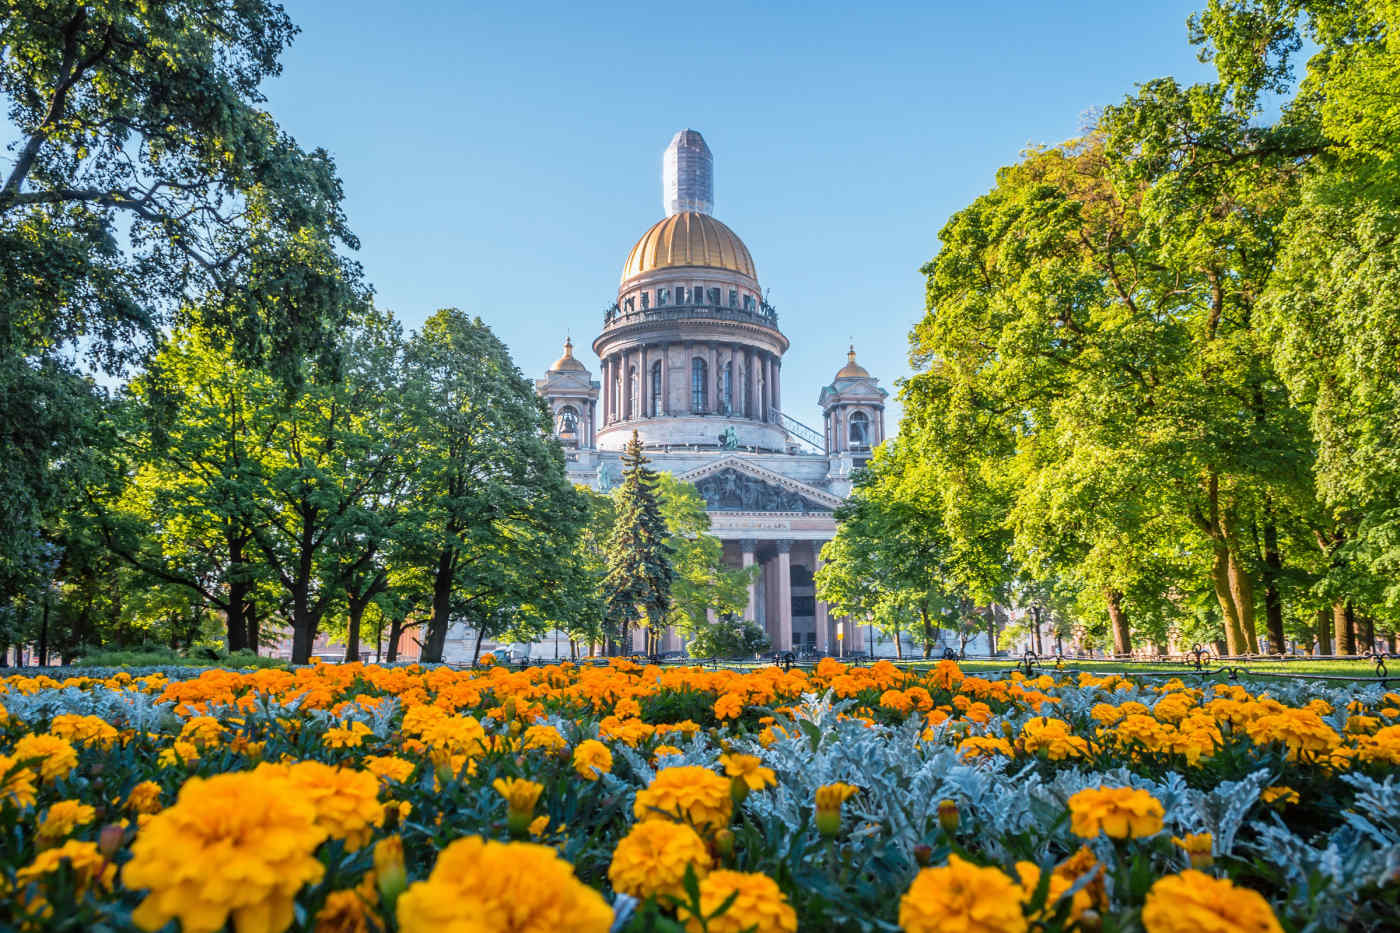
[1356,614,1375,654]
[472,627,485,666]
[1207,542,1247,656]
[1315,607,1331,655]
[1261,522,1285,654]
[1333,601,1355,655]
[225,538,249,652]
[386,616,404,663]
[246,600,259,655]
[38,592,50,666]
[345,601,364,663]
[424,549,454,663]
[1225,538,1258,653]
[920,606,935,658]
[1105,588,1131,657]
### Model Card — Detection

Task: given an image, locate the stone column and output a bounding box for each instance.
[711,341,722,414]
[659,344,669,416]
[741,539,757,623]
[776,541,793,651]
[772,358,781,415]
[639,345,649,419]
[814,543,829,653]
[764,355,774,422]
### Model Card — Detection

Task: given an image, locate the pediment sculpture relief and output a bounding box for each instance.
[694,468,832,513]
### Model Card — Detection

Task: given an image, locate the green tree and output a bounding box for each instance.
[654,474,752,642]
[403,309,584,665]
[602,433,675,656]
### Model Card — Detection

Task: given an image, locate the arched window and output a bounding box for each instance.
[628,366,639,419]
[691,358,708,413]
[720,362,733,414]
[849,410,869,448]
[556,405,579,436]
[650,361,662,416]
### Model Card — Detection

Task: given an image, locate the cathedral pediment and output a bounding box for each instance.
[676,458,842,513]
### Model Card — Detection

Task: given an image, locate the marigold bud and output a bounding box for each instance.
[97,823,125,859]
[913,844,933,867]
[713,827,735,860]
[730,775,750,807]
[373,834,407,904]
[937,798,960,833]
[1078,908,1103,933]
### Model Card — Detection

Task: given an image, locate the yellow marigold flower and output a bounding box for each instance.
[1153,693,1195,724]
[11,733,78,782]
[124,771,328,933]
[1245,708,1341,760]
[1171,832,1214,869]
[683,869,797,933]
[1090,703,1125,725]
[157,739,200,768]
[720,753,776,791]
[493,777,544,835]
[608,819,713,900]
[0,753,38,808]
[634,765,733,834]
[1053,846,1107,909]
[364,755,416,785]
[49,713,119,749]
[1260,785,1299,807]
[521,724,567,752]
[956,735,1014,761]
[814,782,859,837]
[324,721,373,749]
[17,839,117,897]
[1014,861,1091,924]
[256,761,383,851]
[654,744,683,763]
[899,854,1027,933]
[1142,870,1282,933]
[1067,786,1164,839]
[124,780,163,814]
[396,836,611,933]
[713,693,745,721]
[528,814,550,836]
[573,739,613,780]
[179,715,226,748]
[36,799,96,846]
[1355,724,1400,766]
[314,888,373,933]
[1018,717,1089,760]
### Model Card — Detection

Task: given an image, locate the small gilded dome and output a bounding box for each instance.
[836,345,870,380]
[621,212,757,285]
[549,337,588,373]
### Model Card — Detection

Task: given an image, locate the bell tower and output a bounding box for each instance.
[818,345,887,495]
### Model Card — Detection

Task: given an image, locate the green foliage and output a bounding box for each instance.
[603,433,675,654]
[684,615,770,659]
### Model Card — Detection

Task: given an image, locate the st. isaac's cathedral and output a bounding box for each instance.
[535,130,887,656]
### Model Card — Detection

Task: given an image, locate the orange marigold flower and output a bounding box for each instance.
[396,837,611,933]
[683,869,797,933]
[899,854,1027,933]
[713,693,745,721]
[573,739,613,780]
[1067,786,1164,839]
[634,766,733,834]
[1142,870,1282,933]
[608,819,713,900]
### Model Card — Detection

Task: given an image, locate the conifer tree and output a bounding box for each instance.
[603,432,675,655]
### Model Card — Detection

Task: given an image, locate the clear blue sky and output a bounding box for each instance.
[262,0,1215,430]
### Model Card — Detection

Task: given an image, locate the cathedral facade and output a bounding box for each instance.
[537,130,887,655]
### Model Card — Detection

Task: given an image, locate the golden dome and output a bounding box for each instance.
[549,337,587,372]
[621,212,757,284]
[836,345,870,380]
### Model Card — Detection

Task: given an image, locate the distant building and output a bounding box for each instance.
[536,130,888,655]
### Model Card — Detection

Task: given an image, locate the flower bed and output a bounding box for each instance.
[1,658,1396,931]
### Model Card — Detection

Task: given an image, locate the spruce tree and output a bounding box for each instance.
[603,432,675,655]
